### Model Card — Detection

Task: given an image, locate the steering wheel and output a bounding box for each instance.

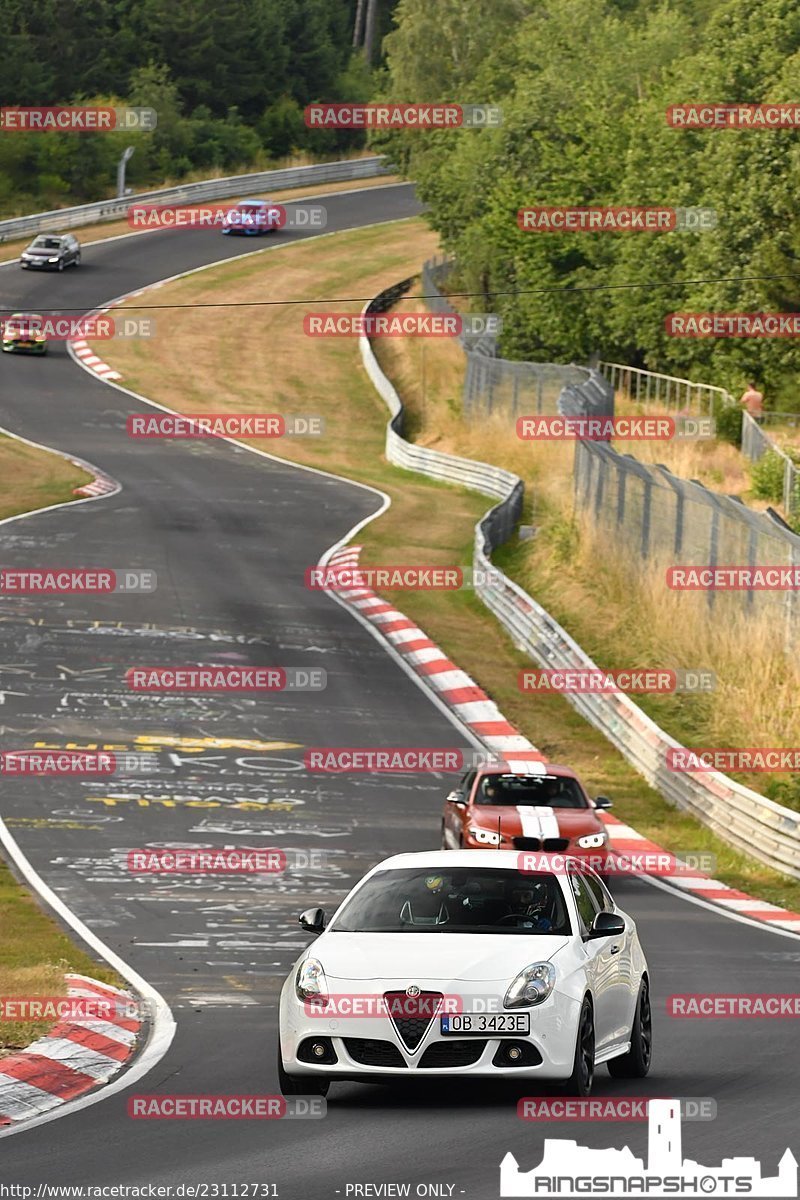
[497,912,539,926]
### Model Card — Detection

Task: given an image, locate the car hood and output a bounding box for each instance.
[316,932,572,981]
[24,248,56,257]
[470,804,604,839]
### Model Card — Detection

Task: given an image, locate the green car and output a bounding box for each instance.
[1,312,48,355]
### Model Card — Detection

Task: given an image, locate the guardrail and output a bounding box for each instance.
[0,156,388,244]
[359,278,800,880]
[598,360,735,414]
[741,411,799,517]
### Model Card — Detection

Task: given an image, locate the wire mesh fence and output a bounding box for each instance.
[740,412,799,518]
[421,256,597,420]
[573,437,800,636]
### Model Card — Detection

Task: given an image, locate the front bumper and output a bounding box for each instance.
[2,341,47,354]
[280,984,580,1080]
[20,259,57,269]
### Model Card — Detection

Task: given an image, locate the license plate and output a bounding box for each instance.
[440,1012,530,1036]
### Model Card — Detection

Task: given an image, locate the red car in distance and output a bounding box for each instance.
[441,765,612,860]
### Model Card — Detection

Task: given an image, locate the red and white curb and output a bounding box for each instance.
[73,471,118,499]
[323,545,800,934]
[70,338,121,383]
[0,974,142,1125]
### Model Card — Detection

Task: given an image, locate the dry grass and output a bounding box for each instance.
[0,434,93,521]
[0,857,121,1052]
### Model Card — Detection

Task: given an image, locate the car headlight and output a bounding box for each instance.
[469,826,503,846]
[48,257,59,263]
[295,956,328,1005]
[504,962,556,1008]
[577,832,608,849]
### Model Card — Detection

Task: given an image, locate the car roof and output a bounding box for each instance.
[235,198,271,206]
[8,312,41,320]
[370,849,586,872]
[475,762,581,782]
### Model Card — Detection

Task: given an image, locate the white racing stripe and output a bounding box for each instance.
[516,805,560,842]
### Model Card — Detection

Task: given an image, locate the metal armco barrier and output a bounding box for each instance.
[359,279,800,880]
[0,156,388,243]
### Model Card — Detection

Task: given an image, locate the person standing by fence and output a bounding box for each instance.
[739,381,764,421]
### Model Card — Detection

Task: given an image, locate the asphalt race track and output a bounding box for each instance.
[0,183,798,1196]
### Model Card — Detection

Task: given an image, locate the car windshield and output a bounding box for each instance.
[475,773,588,809]
[32,237,61,249]
[331,867,571,935]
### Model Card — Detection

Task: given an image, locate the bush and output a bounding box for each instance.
[750,450,786,503]
[713,401,743,446]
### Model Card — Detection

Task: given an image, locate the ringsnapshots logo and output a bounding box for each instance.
[518,668,716,694]
[126,666,326,692]
[303,313,501,338]
[128,202,327,232]
[0,568,156,593]
[0,750,158,777]
[0,106,157,131]
[304,102,502,129]
[126,414,323,438]
[517,206,716,233]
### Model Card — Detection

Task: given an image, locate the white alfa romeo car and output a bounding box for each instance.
[278,850,651,1096]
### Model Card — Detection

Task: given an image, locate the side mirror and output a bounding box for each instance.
[446,790,466,806]
[299,907,326,934]
[587,911,625,939]
[594,795,612,810]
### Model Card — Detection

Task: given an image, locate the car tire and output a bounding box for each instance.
[564,997,594,1096]
[277,1045,329,1098]
[57,259,64,272]
[74,252,81,267]
[608,976,652,1079]
[440,822,448,850]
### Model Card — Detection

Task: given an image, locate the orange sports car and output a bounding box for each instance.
[441,764,612,859]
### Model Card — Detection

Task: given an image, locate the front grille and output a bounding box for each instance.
[513,836,570,852]
[513,836,541,851]
[344,1038,406,1068]
[384,991,443,1051]
[418,1040,485,1068]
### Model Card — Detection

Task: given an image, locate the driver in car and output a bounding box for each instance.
[503,883,554,931]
